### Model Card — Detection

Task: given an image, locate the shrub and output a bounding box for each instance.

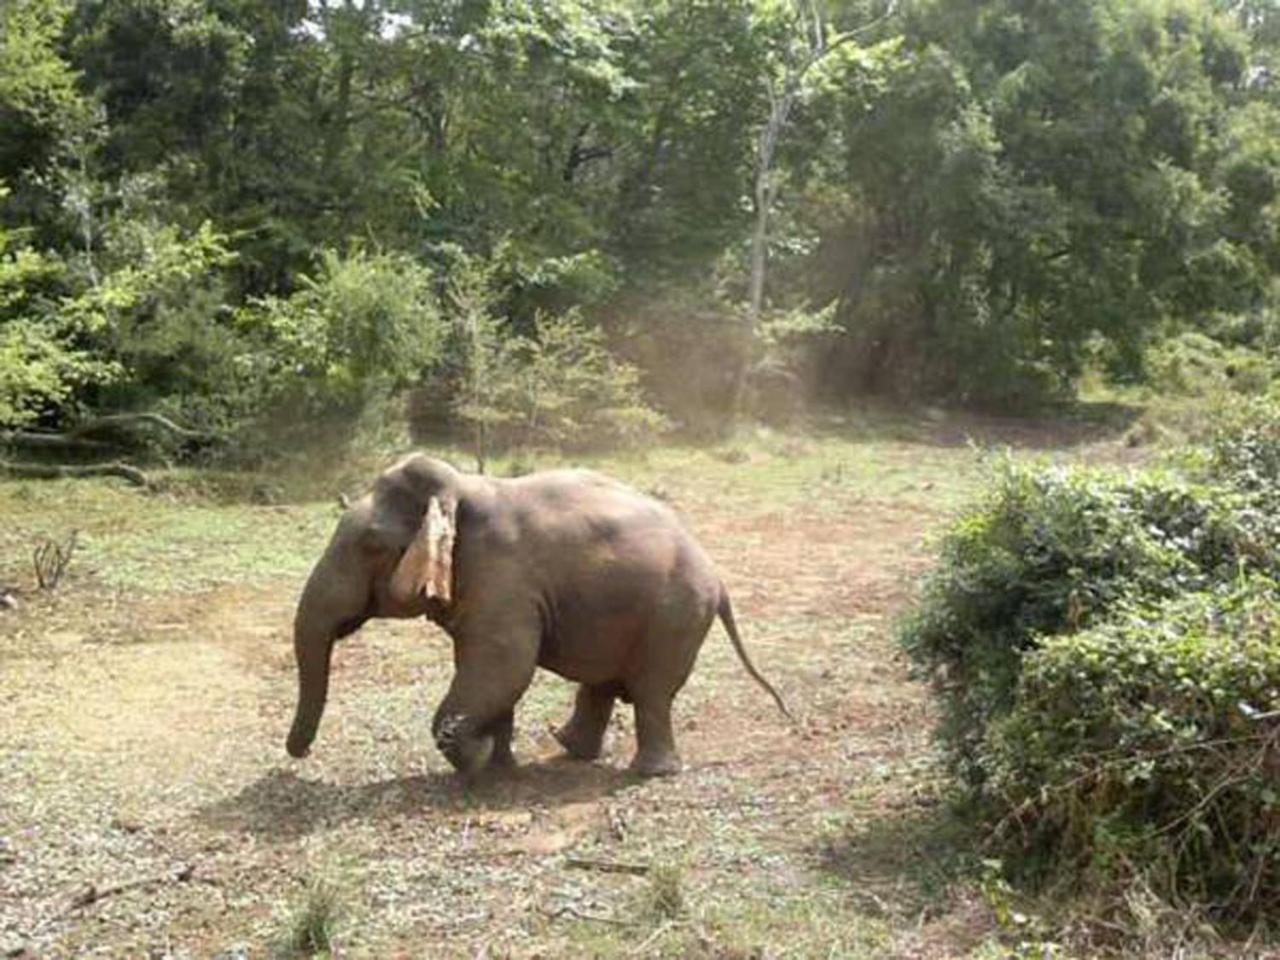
[436,250,667,468]
[986,580,1280,924]
[1201,395,1280,493]
[1145,331,1277,399]
[490,310,669,451]
[242,249,445,418]
[274,876,344,957]
[900,459,1269,783]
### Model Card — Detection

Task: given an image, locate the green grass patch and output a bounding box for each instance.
[0,478,335,593]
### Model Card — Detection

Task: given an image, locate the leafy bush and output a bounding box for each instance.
[242,249,445,416]
[1201,396,1280,493]
[986,580,1280,923]
[1145,331,1277,399]
[434,250,666,468]
[0,199,237,430]
[900,460,1270,783]
[903,433,1280,929]
[491,310,668,450]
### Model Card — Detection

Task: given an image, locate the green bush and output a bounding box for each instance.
[1145,331,1277,399]
[986,580,1280,923]
[900,459,1269,783]
[1201,396,1280,493]
[241,249,446,417]
[903,435,1280,929]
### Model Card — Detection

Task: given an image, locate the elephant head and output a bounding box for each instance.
[285,454,464,758]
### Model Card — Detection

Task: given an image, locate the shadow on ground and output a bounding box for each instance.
[815,797,979,922]
[198,758,634,839]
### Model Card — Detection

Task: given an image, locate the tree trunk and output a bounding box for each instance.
[732,90,792,418]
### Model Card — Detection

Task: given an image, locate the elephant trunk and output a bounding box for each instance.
[286,606,334,758]
[286,553,366,758]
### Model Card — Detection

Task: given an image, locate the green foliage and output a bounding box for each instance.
[904,409,1280,927]
[495,309,669,449]
[5,0,1280,445]
[1145,331,1278,398]
[243,249,445,417]
[0,0,94,191]
[818,0,1280,405]
[274,876,344,958]
[987,580,1280,923]
[439,249,665,468]
[0,193,90,426]
[1,177,241,428]
[901,459,1271,782]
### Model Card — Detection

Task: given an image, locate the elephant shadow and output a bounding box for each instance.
[197,757,635,840]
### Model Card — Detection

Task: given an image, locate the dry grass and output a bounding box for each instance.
[0,409,1146,958]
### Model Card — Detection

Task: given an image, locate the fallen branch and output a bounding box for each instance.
[60,863,194,918]
[564,857,650,876]
[69,412,213,442]
[34,532,78,590]
[543,904,636,926]
[0,460,148,487]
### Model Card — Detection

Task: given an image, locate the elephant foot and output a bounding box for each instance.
[553,722,607,761]
[629,749,682,778]
[487,744,517,771]
[438,731,495,776]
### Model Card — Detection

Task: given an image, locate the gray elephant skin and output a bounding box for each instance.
[285,454,790,776]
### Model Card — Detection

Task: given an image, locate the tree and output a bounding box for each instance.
[733,0,899,411]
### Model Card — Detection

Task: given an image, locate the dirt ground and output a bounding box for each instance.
[0,418,1130,958]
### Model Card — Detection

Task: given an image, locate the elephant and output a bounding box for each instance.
[284,453,790,777]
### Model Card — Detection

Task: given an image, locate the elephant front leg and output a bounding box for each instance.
[433,629,537,776]
[554,683,617,761]
[486,710,516,770]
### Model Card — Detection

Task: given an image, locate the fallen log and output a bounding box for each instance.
[0,460,148,487]
[69,411,213,442]
[0,431,121,453]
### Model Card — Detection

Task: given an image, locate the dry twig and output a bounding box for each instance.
[564,857,651,876]
[59,863,194,919]
[543,904,636,926]
[33,532,78,591]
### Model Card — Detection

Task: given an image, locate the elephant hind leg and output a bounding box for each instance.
[555,682,619,760]
[630,691,681,777]
[625,608,713,777]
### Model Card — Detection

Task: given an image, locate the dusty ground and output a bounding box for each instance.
[0,415,1134,958]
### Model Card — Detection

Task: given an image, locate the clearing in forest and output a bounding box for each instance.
[0,413,1128,958]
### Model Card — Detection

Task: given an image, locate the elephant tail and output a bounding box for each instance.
[717,588,794,721]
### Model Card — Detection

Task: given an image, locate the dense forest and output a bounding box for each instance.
[2,0,1279,461]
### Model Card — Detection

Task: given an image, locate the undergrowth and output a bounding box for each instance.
[901,397,1280,937]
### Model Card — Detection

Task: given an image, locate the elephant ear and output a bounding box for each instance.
[390,496,456,606]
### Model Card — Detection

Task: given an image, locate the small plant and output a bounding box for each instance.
[274,876,344,958]
[440,249,667,471]
[33,531,78,590]
[645,861,685,920]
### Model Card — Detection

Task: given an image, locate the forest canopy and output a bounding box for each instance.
[1,0,1278,457]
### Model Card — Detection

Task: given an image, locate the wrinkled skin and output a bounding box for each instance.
[285,454,789,777]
